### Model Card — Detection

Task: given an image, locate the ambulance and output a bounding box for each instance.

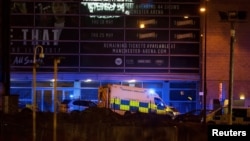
[97,84,180,117]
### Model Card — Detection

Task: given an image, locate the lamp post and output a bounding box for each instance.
[228,21,235,125]
[218,11,247,125]
[53,58,60,141]
[200,0,208,124]
[32,45,44,141]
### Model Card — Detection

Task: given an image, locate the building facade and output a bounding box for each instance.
[1,0,250,113]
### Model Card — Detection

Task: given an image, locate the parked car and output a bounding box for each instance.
[173,109,218,123]
[59,99,97,113]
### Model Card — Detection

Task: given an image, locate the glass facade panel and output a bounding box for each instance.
[81,89,98,100]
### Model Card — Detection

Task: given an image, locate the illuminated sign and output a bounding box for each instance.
[10,0,201,73]
[81,0,134,18]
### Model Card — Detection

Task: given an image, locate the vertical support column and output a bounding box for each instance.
[228,22,235,125]
[74,81,81,99]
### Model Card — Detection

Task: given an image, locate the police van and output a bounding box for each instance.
[97,84,180,118]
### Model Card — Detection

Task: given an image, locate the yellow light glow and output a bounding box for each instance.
[200,7,206,12]
[239,95,245,100]
[140,23,145,28]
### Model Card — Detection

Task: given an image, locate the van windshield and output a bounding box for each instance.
[154,97,166,109]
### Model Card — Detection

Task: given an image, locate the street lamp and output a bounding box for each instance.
[200,0,208,124]
[53,58,60,141]
[32,45,44,141]
[218,11,247,125]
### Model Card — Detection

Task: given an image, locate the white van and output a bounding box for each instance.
[98,84,180,118]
